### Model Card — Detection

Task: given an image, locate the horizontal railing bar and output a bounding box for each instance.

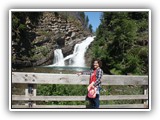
[12,72,148,85]
[12,95,148,101]
[12,104,145,108]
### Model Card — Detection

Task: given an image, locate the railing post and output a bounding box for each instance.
[25,84,29,107]
[25,84,37,108]
[32,84,37,106]
[143,85,148,108]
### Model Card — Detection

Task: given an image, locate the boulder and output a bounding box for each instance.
[56,37,65,47]
[67,30,72,36]
[71,32,76,39]
[12,60,32,68]
[62,38,82,57]
[61,25,66,29]
[65,36,70,41]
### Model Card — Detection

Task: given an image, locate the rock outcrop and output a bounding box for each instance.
[12,12,91,68]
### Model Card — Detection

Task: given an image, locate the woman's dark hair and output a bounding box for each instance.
[90,59,102,69]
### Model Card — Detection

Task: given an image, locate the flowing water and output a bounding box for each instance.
[15,36,95,73]
[15,66,90,74]
[49,36,95,67]
[53,49,65,66]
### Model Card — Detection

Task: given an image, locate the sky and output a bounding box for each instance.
[84,12,102,32]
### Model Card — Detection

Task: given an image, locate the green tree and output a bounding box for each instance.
[88,12,149,75]
[88,24,93,33]
[85,16,89,28]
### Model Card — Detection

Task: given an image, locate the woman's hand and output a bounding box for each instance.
[87,82,95,91]
[87,85,91,91]
[77,72,82,76]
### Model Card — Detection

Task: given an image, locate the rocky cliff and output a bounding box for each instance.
[12,12,91,68]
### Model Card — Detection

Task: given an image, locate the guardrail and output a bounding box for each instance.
[11,72,148,109]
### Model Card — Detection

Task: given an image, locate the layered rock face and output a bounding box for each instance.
[12,12,91,68]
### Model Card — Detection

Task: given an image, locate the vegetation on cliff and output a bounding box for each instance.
[12,12,92,68]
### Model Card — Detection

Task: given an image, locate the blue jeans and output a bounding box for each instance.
[87,94,100,108]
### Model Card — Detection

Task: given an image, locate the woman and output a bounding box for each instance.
[78,59,103,108]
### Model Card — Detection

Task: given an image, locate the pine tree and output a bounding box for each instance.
[89,12,149,75]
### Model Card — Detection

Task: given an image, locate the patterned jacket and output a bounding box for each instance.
[82,68,103,88]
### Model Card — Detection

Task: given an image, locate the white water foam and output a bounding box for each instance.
[50,36,95,67]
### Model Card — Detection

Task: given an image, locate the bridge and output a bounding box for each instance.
[11,72,149,109]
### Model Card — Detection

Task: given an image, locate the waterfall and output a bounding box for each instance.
[52,49,65,66]
[71,37,94,67]
[50,36,95,67]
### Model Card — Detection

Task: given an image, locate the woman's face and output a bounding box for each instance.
[93,61,99,69]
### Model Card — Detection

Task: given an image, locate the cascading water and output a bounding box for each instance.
[52,49,65,66]
[50,36,95,67]
[71,37,94,67]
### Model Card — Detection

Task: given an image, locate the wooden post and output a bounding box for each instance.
[27,84,37,108]
[32,74,37,107]
[32,84,37,107]
[25,84,29,107]
[143,85,148,108]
